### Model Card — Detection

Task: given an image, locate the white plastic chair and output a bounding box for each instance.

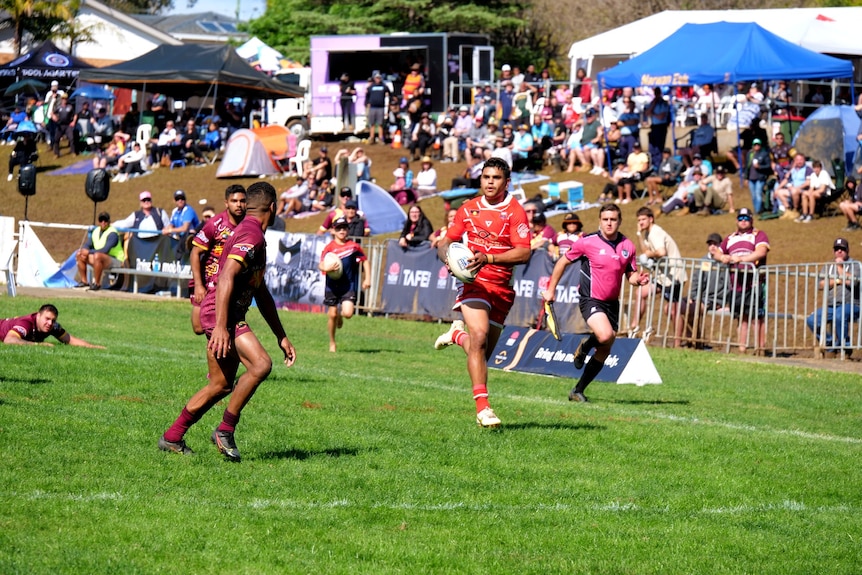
[0,240,17,297]
[135,124,153,149]
[288,139,311,175]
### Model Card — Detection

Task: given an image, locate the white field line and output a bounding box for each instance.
[300,366,862,446]
[8,490,857,516]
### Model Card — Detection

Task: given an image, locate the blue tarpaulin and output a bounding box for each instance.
[597,22,854,89]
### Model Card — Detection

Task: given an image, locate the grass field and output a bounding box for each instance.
[1,294,860,574]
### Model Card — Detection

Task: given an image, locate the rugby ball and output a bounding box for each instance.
[446,242,478,283]
[323,252,343,280]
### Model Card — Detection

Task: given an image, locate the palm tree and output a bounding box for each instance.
[0,0,76,57]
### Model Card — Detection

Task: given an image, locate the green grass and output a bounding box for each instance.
[0,295,860,574]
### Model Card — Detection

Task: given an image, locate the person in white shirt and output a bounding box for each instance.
[414,155,438,199]
[114,190,169,239]
[798,160,835,223]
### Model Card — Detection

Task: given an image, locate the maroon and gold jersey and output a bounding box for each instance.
[190,210,239,290]
[0,313,66,343]
[200,216,267,330]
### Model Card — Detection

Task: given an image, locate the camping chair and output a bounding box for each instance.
[567,183,586,211]
[135,124,153,150]
[271,133,298,175]
[202,127,223,164]
[288,139,311,175]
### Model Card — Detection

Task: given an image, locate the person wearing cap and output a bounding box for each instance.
[319,216,371,353]
[453,105,474,156]
[464,115,489,162]
[338,73,357,131]
[342,198,370,238]
[311,146,332,186]
[75,211,125,291]
[717,207,770,353]
[365,73,390,145]
[774,153,811,220]
[50,92,75,158]
[163,190,201,258]
[644,148,683,205]
[798,160,835,223]
[437,114,457,162]
[697,164,735,215]
[310,178,334,212]
[556,212,583,259]
[838,176,862,231]
[318,186,357,234]
[401,62,425,106]
[745,137,773,214]
[115,191,168,240]
[529,212,555,252]
[414,155,437,199]
[806,238,860,354]
[542,203,649,403]
[389,156,416,203]
[661,167,704,216]
[630,206,686,344]
[43,81,61,147]
[498,80,515,124]
[616,97,641,161]
[685,232,730,347]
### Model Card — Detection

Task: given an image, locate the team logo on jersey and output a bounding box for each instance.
[599,248,606,255]
[500,213,509,221]
[470,209,480,216]
[485,220,493,226]
[622,249,630,258]
[517,223,529,238]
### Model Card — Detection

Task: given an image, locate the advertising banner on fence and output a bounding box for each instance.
[126,233,188,294]
[489,326,662,385]
[264,230,329,312]
[379,240,588,331]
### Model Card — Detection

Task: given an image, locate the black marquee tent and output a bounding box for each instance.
[0,41,93,87]
[79,43,304,100]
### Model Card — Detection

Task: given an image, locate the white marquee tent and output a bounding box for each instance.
[569,8,862,82]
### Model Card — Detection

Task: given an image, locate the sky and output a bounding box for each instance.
[167,0,267,21]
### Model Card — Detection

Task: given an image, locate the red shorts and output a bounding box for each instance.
[454,281,515,327]
[203,320,252,340]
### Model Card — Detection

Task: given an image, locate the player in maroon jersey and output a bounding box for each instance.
[1,303,104,348]
[160,182,296,462]
[188,184,247,334]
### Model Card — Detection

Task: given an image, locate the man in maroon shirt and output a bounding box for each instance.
[160,182,297,462]
[1,304,104,348]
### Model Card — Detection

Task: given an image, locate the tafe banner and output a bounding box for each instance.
[380,240,587,332]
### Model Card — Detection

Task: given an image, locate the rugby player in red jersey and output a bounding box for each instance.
[188,184,247,335]
[543,204,649,402]
[433,157,532,428]
[160,182,296,462]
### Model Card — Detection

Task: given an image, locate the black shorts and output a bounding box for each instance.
[731,283,766,319]
[324,289,356,307]
[579,297,620,332]
[655,280,683,303]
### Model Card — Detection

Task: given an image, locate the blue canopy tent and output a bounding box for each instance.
[595,22,855,186]
[597,22,854,89]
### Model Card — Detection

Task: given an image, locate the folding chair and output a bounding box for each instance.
[567,183,586,211]
[288,139,311,175]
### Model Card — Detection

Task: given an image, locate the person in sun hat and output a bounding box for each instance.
[805,237,859,354]
[415,155,437,199]
[717,207,770,353]
[556,212,583,259]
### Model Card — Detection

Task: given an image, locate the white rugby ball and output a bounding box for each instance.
[446,242,478,283]
[323,252,343,279]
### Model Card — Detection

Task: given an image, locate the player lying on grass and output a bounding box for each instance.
[1,303,105,348]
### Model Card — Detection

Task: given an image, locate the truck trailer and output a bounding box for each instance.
[267,32,494,138]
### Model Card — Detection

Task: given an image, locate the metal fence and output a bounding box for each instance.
[621,257,861,358]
